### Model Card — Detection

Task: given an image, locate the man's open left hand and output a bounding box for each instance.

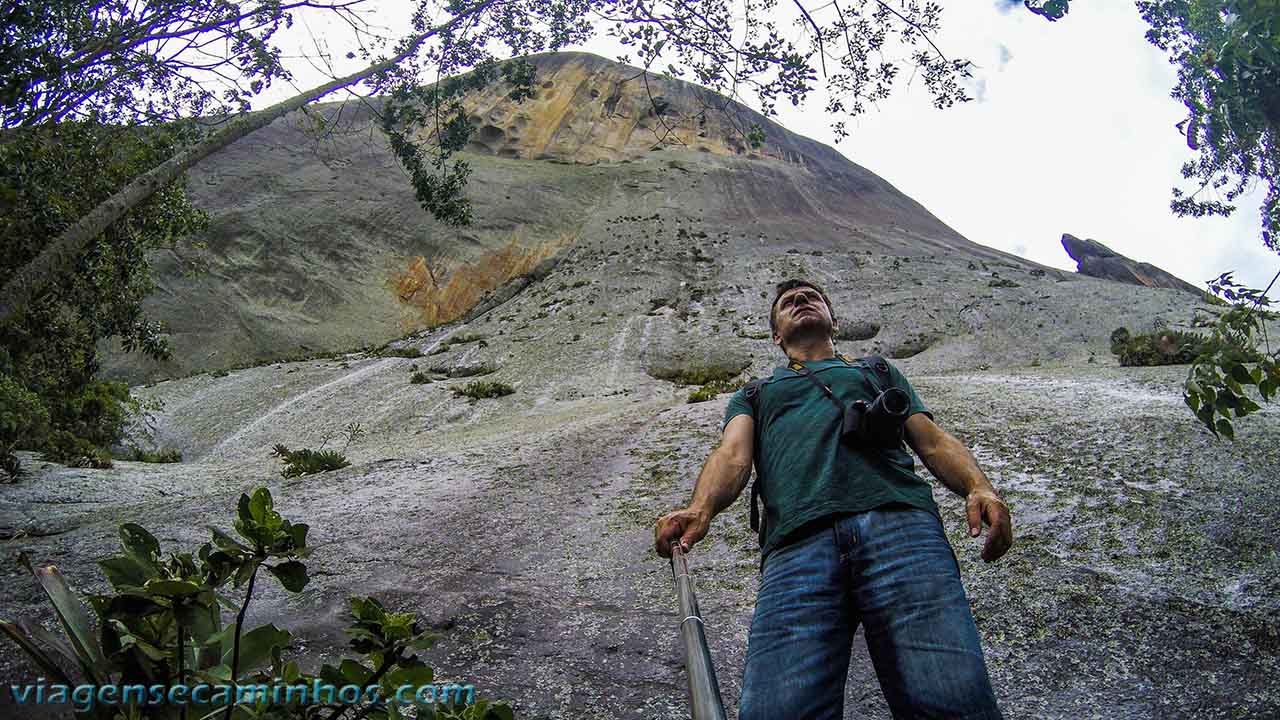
[966,491,1012,562]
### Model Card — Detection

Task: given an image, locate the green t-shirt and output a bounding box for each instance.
[723,356,939,560]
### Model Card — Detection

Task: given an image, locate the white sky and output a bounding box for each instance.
[268,0,1278,291]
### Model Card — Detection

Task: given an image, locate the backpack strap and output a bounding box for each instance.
[742,378,768,539]
[787,359,845,415]
[855,354,894,393]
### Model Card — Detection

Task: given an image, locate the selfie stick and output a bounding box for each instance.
[670,541,728,720]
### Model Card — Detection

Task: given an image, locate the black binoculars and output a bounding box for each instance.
[841,386,911,448]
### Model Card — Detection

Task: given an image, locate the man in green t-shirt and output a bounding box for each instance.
[655,279,1013,719]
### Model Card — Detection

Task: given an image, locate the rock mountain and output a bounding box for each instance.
[4,52,1278,719]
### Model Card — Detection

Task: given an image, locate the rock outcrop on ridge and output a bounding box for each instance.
[4,52,1278,720]
[1061,233,1202,294]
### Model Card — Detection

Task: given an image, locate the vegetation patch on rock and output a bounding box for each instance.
[1110,326,1259,367]
[453,380,515,401]
[271,444,350,478]
[687,377,748,403]
[119,446,182,463]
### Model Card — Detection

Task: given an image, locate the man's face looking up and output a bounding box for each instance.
[772,285,836,349]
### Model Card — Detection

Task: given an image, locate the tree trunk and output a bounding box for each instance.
[0,0,497,327]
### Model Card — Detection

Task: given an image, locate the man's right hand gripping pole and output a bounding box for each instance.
[655,507,711,559]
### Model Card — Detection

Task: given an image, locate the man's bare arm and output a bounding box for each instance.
[654,414,754,558]
[905,413,1013,562]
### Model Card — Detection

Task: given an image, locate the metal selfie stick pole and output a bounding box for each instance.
[670,541,728,720]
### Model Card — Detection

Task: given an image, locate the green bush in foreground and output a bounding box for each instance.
[453,381,515,401]
[1110,326,1261,367]
[1,486,515,719]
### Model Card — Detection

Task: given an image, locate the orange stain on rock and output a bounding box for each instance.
[391,231,571,329]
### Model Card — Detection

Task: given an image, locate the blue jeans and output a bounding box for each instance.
[739,506,1002,720]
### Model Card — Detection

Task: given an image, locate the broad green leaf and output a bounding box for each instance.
[1225,376,1245,396]
[267,561,309,592]
[1184,392,1201,412]
[221,623,291,673]
[143,578,202,597]
[0,620,75,686]
[32,565,108,683]
[350,596,386,623]
[110,619,167,661]
[210,527,251,554]
[233,560,258,588]
[386,664,434,688]
[248,487,273,524]
[237,493,254,527]
[119,524,162,567]
[175,600,220,647]
[99,555,156,589]
[1237,396,1262,415]
[104,591,166,620]
[1229,362,1253,384]
[318,662,345,687]
[339,658,373,684]
[286,522,309,551]
[1196,405,1218,433]
[1216,418,1235,439]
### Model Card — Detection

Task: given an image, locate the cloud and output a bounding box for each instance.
[758,2,1274,291]
[995,0,1025,14]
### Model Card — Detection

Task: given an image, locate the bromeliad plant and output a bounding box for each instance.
[1,487,513,720]
[271,422,365,479]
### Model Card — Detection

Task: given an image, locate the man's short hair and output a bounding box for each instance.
[769,279,837,336]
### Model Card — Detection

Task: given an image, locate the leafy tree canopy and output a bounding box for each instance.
[1138,0,1279,252]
